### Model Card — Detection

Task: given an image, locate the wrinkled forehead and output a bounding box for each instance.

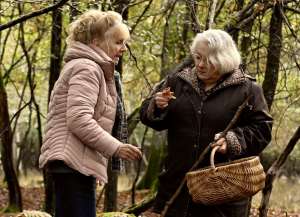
[106,23,130,41]
[193,42,209,56]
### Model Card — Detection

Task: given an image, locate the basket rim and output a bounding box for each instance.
[186,156,260,176]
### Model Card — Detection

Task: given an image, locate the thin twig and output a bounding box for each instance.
[283,6,300,14]
[0,100,31,138]
[130,0,153,34]
[279,5,300,43]
[127,45,153,92]
[96,185,106,207]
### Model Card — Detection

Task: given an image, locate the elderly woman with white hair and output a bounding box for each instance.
[140,29,273,217]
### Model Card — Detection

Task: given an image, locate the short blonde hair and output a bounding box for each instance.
[190,29,241,74]
[67,10,127,44]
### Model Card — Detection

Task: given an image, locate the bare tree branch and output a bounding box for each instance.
[226,0,294,34]
[186,0,201,33]
[214,0,226,20]
[18,4,43,150]
[284,6,300,14]
[127,45,153,92]
[206,0,218,29]
[0,0,68,31]
[279,6,300,43]
[130,0,153,34]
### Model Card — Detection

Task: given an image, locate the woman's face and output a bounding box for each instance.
[192,43,221,85]
[98,24,130,64]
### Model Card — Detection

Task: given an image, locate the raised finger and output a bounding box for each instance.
[126,148,140,160]
[156,102,168,109]
[132,148,142,159]
[215,138,225,146]
[155,96,169,103]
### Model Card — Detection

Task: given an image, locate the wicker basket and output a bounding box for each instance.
[186,146,266,205]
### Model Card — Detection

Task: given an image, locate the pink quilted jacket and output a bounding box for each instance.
[39,42,122,183]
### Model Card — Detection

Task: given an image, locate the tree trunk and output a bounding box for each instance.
[48,0,62,103]
[240,20,254,71]
[205,0,218,30]
[70,0,79,22]
[262,3,283,110]
[112,0,130,18]
[160,1,176,79]
[0,75,23,212]
[104,159,119,211]
[231,0,244,43]
[113,0,129,76]
[186,0,201,33]
[178,3,190,60]
[44,0,63,214]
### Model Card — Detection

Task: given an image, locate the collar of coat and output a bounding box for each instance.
[64,41,115,81]
[177,67,251,95]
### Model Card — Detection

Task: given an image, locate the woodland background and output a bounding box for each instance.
[0,0,300,216]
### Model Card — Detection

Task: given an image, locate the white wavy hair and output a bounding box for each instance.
[190,29,241,74]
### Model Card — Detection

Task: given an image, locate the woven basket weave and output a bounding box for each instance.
[186,146,266,205]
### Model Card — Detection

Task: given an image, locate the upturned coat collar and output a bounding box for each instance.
[177,67,249,95]
[64,41,115,81]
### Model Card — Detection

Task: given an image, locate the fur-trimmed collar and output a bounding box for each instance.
[177,67,248,95]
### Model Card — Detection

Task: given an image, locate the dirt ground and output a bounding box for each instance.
[0,187,299,217]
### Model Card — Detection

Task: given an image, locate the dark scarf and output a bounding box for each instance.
[111,71,128,172]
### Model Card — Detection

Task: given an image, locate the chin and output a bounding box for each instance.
[197,73,209,80]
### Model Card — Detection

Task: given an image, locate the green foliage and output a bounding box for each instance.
[1,204,21,213]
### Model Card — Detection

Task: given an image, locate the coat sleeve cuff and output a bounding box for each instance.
[226,130,242,158]
[102,139,122,157]
[146,97,169,121]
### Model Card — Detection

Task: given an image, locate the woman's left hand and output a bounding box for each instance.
[211,133,227,154]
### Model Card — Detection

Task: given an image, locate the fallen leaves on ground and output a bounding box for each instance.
[0,187,299,217]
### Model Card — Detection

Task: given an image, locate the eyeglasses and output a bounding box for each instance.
[192,53,211,66]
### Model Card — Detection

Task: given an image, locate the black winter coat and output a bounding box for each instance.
[140,68,273,217]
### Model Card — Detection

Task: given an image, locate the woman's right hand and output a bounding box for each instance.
[114,143,142,161]
[154,87,175,109]
[155,91,170,109]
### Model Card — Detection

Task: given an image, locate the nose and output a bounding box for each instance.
[197,59,206,68]
[121,43,127,52]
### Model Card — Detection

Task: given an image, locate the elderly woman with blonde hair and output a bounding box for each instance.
[39,10,141,217]
[140,29,273,217]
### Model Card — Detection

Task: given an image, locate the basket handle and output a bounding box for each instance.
[210,146,220,170]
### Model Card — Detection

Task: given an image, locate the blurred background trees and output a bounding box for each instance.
[0,0,299,215]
